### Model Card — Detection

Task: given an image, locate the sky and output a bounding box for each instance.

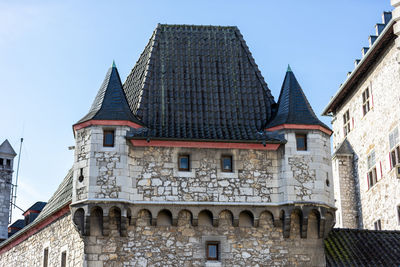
[0,0,393,222]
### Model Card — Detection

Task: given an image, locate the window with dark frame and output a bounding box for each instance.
[367,150,377,188]
[61,251,67,267]
[206,242,219,261]
[374,219,382,230]
[343,110,350,136]
[43,247,49,267]
[178,155,190,171]
[221,155,233,172]
[103,130,115,147]
[295,134,307,151]
[389,127,400,169]
[362,88,370,116]
[0,158,3,166]
[6,159,10,167]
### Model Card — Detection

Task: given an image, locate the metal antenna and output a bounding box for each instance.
[9,138,23,223]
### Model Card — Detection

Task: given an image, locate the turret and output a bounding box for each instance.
[0,140,16,241]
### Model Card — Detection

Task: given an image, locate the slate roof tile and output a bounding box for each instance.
[325,228,400,267]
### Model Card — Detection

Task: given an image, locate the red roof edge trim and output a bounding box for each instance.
[0,204,71,255]
[265,124,332,136]
[22,210,41,217]
[130,140,281,150]
[73,120,143,131]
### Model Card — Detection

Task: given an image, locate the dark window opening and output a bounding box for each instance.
[206,242,219,261]
[343,110,350,136]
[103,130,115,147]
[178,155,190,171]
[0,158,3,166]
[221,156,233,172]
[79,168,84,182]
[374,219,382,230]
[6,159,11,167]
[296,134,307,151]
[362,88,370,116]
[397,206,400,225]
[43,247,49,267]
[368,168,377,188]
[61,251,67,267]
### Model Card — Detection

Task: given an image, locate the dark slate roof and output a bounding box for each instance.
[266,66,330,130]
[333,139,354,156]
[0,140,16,156]
[123,24,276,141]
[9,219,24,229]
[24,201,46,214]
[325,228,400,267]
[0,169,72,248]
[76,62,142,125]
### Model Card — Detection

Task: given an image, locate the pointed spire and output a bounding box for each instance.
[287,64,292,72]
[266,68,330,130]
[0,140,17,157]
[112,60,116,68]
[75,64,142,125]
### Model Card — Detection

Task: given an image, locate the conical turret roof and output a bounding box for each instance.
[267,66,330,130]
[0,139,16,157]
[76,62,141,125]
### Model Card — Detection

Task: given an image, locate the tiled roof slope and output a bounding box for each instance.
[24,201,47,213]
[325,228,400,267]
[123,24,276,141]
[267,66,330,130]
[0,170,72,248]
[76,63,142,125]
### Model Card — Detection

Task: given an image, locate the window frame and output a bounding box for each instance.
[343,110,351,137]
[295,133,307,151]
[206,241,219,261]
[374,219,382,230]
[61,251,67,267]
[397,205,400,225]
[221,155,233,172]
[43,247,49,267]
[103,129,115,147]
[389,128,400,170]
[367,150,378,189]
[362,87,371,116]
[178,154,190,172]
[0,158,3,166]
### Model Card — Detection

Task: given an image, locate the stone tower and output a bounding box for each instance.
[0,140,16,241]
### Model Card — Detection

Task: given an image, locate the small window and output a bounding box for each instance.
[43,247,49,267]
[362,88,370,116]
[6,159,11,167]
[367,151,377,188]
[389,128,400,169]
[374,219,382,230]
[397,205,400,225]
[61,251,67,267]
[0,159,3,166]
[295,134,307,151]
[343,110,351,136]
[178,155,190,171]
[103,130,115,147]
[206,242,219,261]
[221,155,233,172]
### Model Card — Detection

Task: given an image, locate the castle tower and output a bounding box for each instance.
[0,140,16,241]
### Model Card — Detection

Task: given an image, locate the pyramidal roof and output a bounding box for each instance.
[267,66,330,130]
[0,140,16,157]
[123,24,276,141]
[76,62,142,125]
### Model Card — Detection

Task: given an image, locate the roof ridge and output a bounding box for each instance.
[158,23,237,29]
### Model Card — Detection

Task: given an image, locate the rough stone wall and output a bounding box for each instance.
[85,212,326,267]
[332,155,360,228]
[0,169,11,240]
[0,213,84,267]
[331,40,400,230]
[279,130,334,205]
[128,147,279,203]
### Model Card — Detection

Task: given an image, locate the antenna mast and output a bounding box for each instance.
[9,138,23,223]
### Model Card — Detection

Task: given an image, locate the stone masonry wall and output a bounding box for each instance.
[331,40,400,230]
[85,211,326,267]
[128,147,279,203]
[0,170,11,240]
[0,213,84,267]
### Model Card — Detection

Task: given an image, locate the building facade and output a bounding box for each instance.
[0,25,335,266]
[323,5,400,230]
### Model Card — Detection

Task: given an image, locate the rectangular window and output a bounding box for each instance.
[397,206,400,225]
[178,155,190,171]
[206,242,219,261]
[367,151,377,188]
[389,128,400,169]
[61,251,67,267]
[0,159,3,166]
[295,134,307,151]
[6,159,10,166]
[221,155,233,172]
[362,88,370,116]
[103,130,115,147]
[374,219,382,230]
[343,110,351,136]
[43,247,49,267]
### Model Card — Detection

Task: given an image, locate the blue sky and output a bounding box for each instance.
[0,0,392,222]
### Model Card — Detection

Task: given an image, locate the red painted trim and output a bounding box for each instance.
[73,120,143,131]
[367,173,370,189]
[389,153,393,170]
[130,140,281,150]
[0,204,70,255]
[22,210,41,217]
[351,118,354,130]
[380,161,383,179]
[265,124,332,136]
[371,86,374,107]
